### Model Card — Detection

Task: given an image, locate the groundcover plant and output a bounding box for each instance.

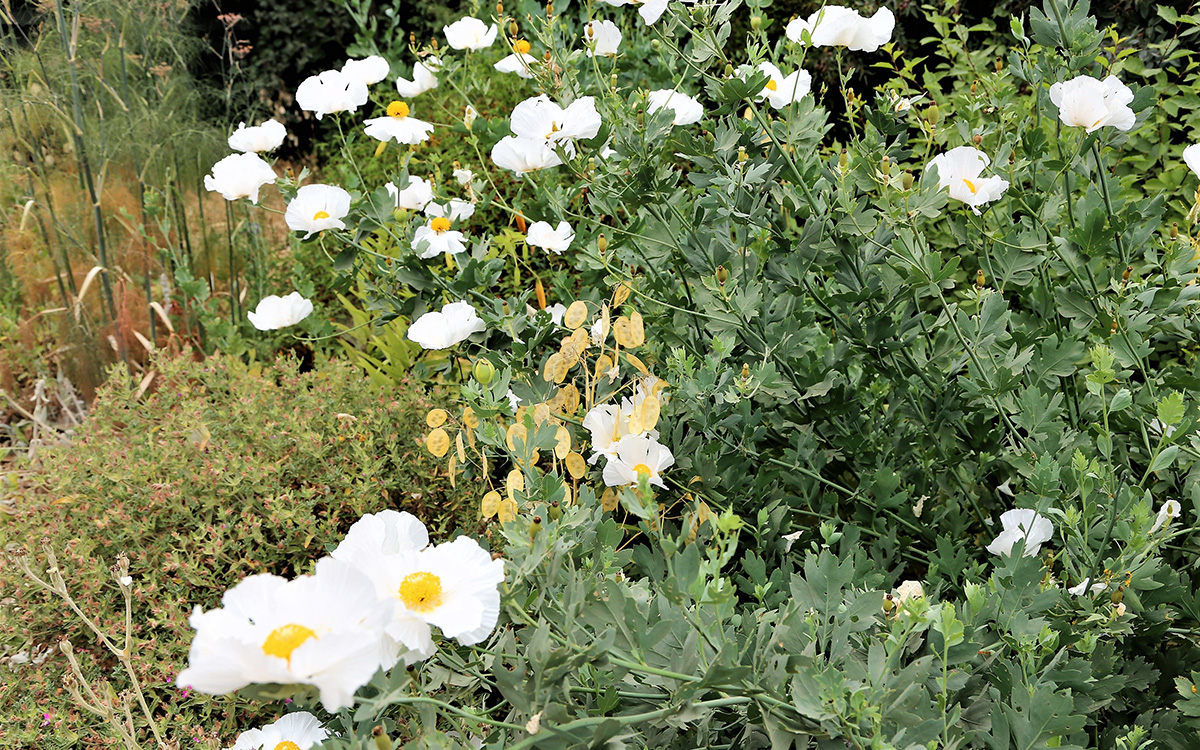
[17,0,1200,747]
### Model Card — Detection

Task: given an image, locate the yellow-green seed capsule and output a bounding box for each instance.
[509,20,519,36]
[373,726,392,750]
[598,234,607,255]
[651,38,661,50]
[926,103,940,125]
[716,265,728,285]
[902,169,914,190]
[880,156,891,176]
[529,515,543,538]
[839,150,849,170]
[750,15,762,29]
[1170,223,1178,239]
[738,146,748,163]
[474,359,496,385]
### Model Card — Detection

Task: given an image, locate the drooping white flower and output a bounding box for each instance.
[510,94,603,152]
[364,101,434,145]
[386,176,434,211]
[204,153,277,204]
[175,558,392,711]
[453,167,474,185]
[525,220,574,254]
[986,509,1055,557]
[341,55,390,85]
[464,105,479,129]
[295,69,369,119]
[424,199,476,223]
[413,218,467,259]
[755,62,812,109]
[247,292,314,331]
[785,5,895,52]
[1067,578,1109,596]
[1048,75,1136,133]
[602,435,674,488]
[285,184,352,239]
[1150,499,1182,534]
[1185,144,1200,179]
[495,39,539,79]
[927,146,1010,215]
[228,712,330,750]
[647,89,704,126]
[491,135,564,175]
[396,57,440,98]
[585,20,622,57]
[443,17,498,50]
[227,120,287,153]
[407,301,486,349]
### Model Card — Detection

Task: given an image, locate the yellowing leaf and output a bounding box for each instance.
[425,408,448,428]
[563,300,588,330]
[565,451,587,479]
[426,428,450,457]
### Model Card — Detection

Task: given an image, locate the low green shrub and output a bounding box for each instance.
[0,353,463,748]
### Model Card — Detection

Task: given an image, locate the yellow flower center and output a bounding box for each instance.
[312,210,330,220]
[514,39,531,55]
[633,463,652,477]
[398,571,444,613]
[430,217,452,233]
[387,100,410,119]
[261,623,317,662]
[765,80,778,91]
[962,178,978,195]
[275,743,303,750]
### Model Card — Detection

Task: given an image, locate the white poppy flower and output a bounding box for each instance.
[647,89,704,126]
[413,218,467,259]
[495,40,539,79]
[927,146,1009,215]
[364,101,434,145]
[386,176,434,211]
[175,558,393,711]
[491,135,564,175]
[247,292,314,331]
[295,69,369,119]
[424,199,476,223]
[639,0,671,25]
[453,167,474,185]
[341,55,390,85]
[228,712,330,750]
[443,17,498,50]
[227,120,287,153]
[986,509,1055,557]
[585,20,622,57]
[602,434,675,488]
[1150,499,1182,534]
[204,153,277,204]
[396,57,440,98]
[526,220,574,254]
[585,403,654,463]
[1048,75,1136,133]
[1185,144,1200,179]
[509,94,603,152]
[785,5,895,52]
[755,62,812,109]
[1067,578,1108,596]
[407,301,486,349]
[285,184,352,239]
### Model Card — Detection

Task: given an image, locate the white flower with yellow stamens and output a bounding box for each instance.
[295,69,369,119]
[331,510,505,659]
[491,135,563,175]
[341,55,390,85]
[386,176,434,211]
[495,39,539,79]
[413,217,467,259]
[647,89,704,126]
[364,101,434,145]
[525,220,574,254]
[285,184,351,239]
[602,434,674,488]
[754,62,811,109]
[396,57,440,98]
[1049,75,1136,133]
[228,712,329,750]
[453,167,474,185]
[424,199,476,223]
[443,16,498,50]
[509,94,603,153]
[227,120,287,153]
[585,20,622,57]
[1150,499,1182,534]
[927,146,1009,215]
[204,153,277,203]
[175,558,392,711]
[407,301,486,349]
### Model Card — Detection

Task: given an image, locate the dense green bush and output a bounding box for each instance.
[0,353,462,748]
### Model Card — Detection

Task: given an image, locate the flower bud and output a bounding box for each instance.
[432,38,438,50]
[529,515,543,538]
[587,22,594,39]
[597,234,607,255]
[409,32,416,45]
[880,156,890,176]
[1171,223,1179,239]
[651,38,661,50]
[750,15,762,29]
[535,278,547,310]
[546,1,553,16]
[724,63,734,78]
[902,169,914,190]
[737,146,748,163]
[838,149,849,170]
[515,212,526,233]
[741,363,750,380]
[716,265,727,285]
[925,103,940,125]
[972,134,982,145]
[474,359,496,385]
[509,20,519,37]
[373,726,392,750]
[610,73,618,89]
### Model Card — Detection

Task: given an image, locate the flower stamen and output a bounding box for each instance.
[430,217,452,233]
[398,571,444,612]
[387,100,411,119]
[262,623,317,663]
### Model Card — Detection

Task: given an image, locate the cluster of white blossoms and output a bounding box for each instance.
[584,377,675,490]
[177,511,504,712]
[491,94,603,176]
